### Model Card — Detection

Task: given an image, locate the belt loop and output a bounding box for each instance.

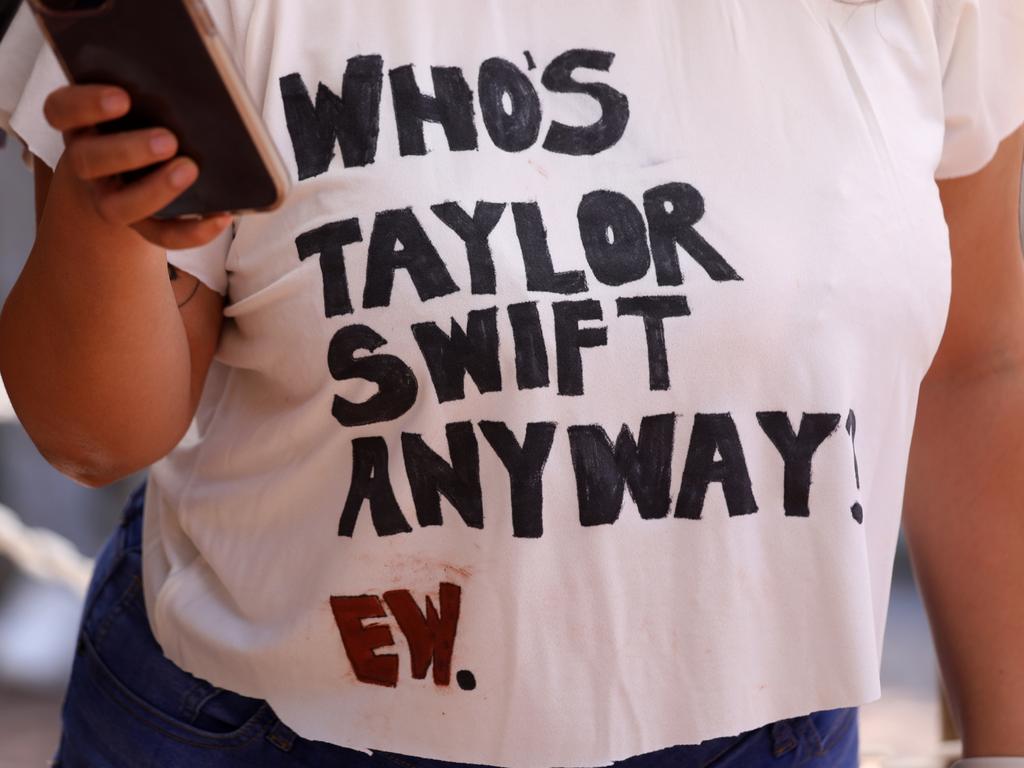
[769,718,799,758]
[180,681,219,724]
[266,718,297,752]
[795,711,826,757]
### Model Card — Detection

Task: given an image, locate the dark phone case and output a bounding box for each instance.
[33,0,282,219]
[0,0,20,43]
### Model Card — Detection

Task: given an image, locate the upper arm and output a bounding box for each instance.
[32,152,224,420]
[927,125,1024,383]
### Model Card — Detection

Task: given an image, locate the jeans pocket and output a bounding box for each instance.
[189,688,270,734]
[71,540,274,751]
[75,628,273,749]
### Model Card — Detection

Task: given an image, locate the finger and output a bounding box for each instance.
[92,157,200,225]
[66,128,178,180]
[132,213,233,251]
[43,85,131,133]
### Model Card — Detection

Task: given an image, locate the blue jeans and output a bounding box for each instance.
[53,481,859,767]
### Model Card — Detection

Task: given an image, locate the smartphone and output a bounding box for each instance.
[26,0,291,220]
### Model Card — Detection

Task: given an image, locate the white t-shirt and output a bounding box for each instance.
[2,2,1023,766]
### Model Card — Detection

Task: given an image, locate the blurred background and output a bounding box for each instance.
[0,125,1020,768]
[0,135,146,767]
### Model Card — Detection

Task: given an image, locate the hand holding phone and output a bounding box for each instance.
[28,0,290,220]
[42,82,233,249]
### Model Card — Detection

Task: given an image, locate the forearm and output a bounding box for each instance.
[902,364,1024,757]
[0,160,193,486]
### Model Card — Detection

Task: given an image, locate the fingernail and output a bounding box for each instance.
[150,132,176,155]
[170,161,198,189]
[101,90,129,115]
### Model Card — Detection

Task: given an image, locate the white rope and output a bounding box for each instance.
[0,377,94,594]
[0,501,94,597]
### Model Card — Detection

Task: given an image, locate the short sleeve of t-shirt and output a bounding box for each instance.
[0,2,234,296]
[934,0,1024,178]
[166,223,233,296]
[0,5,66,170]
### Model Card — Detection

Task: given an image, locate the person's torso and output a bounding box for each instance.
[143,3,952,765]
